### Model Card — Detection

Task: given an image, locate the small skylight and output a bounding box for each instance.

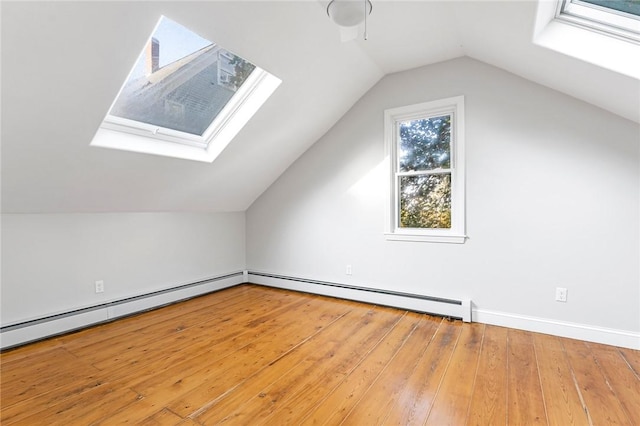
[91,16,281,162]
[556,0,640,42]
[533,0,640,81]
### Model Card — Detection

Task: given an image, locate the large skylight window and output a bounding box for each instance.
[556,0,640,42]
[91,16,281,162]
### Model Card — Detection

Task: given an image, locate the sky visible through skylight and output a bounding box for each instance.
[130,16,213,80]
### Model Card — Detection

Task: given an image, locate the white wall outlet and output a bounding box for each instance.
[346,264,352,275]
[95,280,104,293]
[555,287,567,302]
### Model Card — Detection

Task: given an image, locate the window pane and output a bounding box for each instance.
[399,174,451,229]
[578,0,640,16]
[399,115,451,172]
[109,16,256,136]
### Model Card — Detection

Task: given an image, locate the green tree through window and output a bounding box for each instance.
[229,55,256,91]
[398,116,452,229]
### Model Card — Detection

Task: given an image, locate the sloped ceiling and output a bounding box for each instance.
[2,1,638,213]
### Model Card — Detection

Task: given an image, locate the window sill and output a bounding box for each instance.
[384,233,467,244]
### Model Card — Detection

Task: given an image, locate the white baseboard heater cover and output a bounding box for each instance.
[2,271,472,350]
[248,272,472,322]
[0,272,244,350]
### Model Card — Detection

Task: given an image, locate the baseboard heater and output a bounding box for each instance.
[0,272,244,350]
[247,271,471,322]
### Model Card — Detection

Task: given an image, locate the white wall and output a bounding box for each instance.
[1,212,245,325]
[247,57,640,346]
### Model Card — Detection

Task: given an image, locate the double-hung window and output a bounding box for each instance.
[384,96,466,243]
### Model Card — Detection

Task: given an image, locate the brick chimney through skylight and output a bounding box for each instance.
[146,37,159,75]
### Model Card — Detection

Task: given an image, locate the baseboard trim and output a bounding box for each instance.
[473,308,640,350]
[4,272,635,350]
[247,271,472,322]
[248,271,637,349]
[0,271,244,350]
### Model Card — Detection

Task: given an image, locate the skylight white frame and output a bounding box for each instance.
[92,68,280,163]
[556,0,640,43]
[101,67,275,148]
[533,1,640,81]
[91,17,281,163]
[384,96,466,244]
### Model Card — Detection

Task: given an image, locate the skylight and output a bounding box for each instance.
[533,0,640,81]
[91,16,281,162]
[556,0,640,42]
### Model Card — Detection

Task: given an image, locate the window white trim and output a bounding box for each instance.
[384,96,466,244]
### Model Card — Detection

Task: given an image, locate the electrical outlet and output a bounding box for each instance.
[346,264,352,275]
[95,280,104,293]
[555,287,567,302]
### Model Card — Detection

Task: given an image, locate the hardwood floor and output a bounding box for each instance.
[1,284,638,425]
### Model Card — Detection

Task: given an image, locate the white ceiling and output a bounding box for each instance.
[2,1,638,213]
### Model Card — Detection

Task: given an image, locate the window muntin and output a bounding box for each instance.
[557,0,640,42]
[92,16,281,162]
[385,97,465,243]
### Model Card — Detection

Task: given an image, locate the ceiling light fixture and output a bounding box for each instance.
[327,0,372,40]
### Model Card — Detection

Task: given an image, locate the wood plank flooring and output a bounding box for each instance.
[1,284,638,425]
